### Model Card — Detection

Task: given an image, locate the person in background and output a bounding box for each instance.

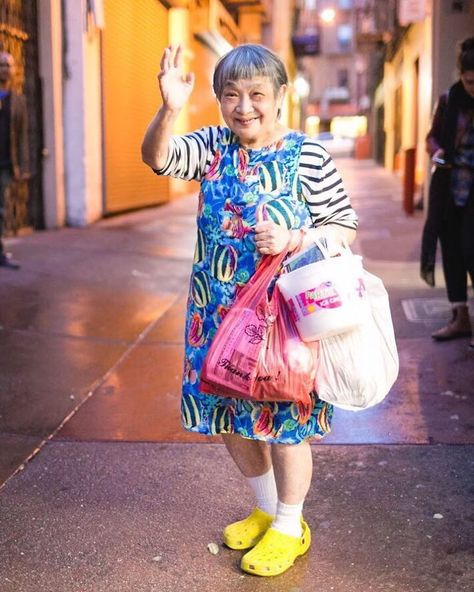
[0,50,29,270]
[142,44,357,576]
[422,37,474,349]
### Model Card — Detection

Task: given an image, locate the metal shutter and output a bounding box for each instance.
[102,0,169,213]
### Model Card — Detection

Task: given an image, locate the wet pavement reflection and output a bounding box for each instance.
[55,160,473,447]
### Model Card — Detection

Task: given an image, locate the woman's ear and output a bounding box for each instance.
[277,85,287,119]
[277,84,287,103]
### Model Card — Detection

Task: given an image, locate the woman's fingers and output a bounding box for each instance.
[160,45,194,87]
[255,220,272,234]
[255,220,291,254]
[255,228,277,253]
[255,223,274,242]
[160,45,181,74]
[173,44,182,68]
[159,48,167,73]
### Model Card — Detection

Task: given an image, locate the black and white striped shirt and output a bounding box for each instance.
[155,126,358,230]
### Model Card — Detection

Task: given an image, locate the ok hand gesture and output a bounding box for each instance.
[158,45,195,112]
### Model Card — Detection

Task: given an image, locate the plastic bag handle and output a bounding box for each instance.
[311,234,352,259]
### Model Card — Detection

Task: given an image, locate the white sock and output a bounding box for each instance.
[452,302,467,308]
[271,500,304,538]
[246,467,278,516]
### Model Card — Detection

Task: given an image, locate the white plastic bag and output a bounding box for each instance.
[315,270,399,410]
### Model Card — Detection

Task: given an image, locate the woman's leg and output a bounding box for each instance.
[433,199,472,340]
[269,441,313,538]
[221,433,271,477]
[271,441,313,504]
[461,188,474,347]
[222,433,277,513]
[239,441,313,576]
[439,202,468,304]
[221,434,276,549]
[222,435,313,509]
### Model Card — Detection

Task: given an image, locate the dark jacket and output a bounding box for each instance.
[420,84,474,286]
[425,92,473,159]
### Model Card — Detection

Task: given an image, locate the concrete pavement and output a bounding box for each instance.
[0,158,473,592]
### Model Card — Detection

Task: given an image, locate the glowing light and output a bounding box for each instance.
[320,7,336,24]
[305,115,320,136]
[294,75,310,98]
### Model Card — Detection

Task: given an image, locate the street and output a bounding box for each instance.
[0,158,473,592]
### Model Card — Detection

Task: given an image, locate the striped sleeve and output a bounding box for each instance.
[153,126,219,182]
[298,138,358,230]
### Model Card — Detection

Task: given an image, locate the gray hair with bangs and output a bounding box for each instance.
[213,44,288,99]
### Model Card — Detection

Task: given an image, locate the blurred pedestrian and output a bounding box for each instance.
[422,37,474,349]
[0,50,29,270]
[142,44,357,576]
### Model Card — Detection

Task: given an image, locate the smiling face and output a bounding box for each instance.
[219,76,286,149]
[461,70,474,98]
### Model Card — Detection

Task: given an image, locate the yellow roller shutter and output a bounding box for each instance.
[102,0,169,213]
[188,35,221,131]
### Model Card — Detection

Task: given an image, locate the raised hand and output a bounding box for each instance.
[158,45,195,112]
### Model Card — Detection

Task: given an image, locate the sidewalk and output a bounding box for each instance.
[0,159,472,592]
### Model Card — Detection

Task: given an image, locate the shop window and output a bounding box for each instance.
[337,68,349,88]
[337,24,352,52]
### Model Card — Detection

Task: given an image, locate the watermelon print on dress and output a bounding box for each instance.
[181,128,333,443]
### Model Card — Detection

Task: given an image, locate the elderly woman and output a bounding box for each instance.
[142,44,357,576]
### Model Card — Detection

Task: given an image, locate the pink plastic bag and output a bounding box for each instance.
[253,287,319,406]
[200,250,318,405]
[200,251,285,400]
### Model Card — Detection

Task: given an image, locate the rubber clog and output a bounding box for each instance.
[223,507,274,550]
[240,520,311,577]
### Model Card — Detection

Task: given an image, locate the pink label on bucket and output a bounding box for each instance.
[295,281,342,316]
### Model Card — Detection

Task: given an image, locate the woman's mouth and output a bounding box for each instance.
[235,117,259,127]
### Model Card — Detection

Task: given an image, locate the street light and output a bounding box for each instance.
[293,74,310,133]
[294,75,310,98]
[320,7,336,24]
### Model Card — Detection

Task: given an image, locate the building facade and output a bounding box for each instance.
[1,0,298,231]
[356,0,474,208]
[293,0,370,137]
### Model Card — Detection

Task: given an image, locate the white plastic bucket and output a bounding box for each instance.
[277,254,370,341]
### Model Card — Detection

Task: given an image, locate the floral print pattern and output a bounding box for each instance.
[181,128,333,444]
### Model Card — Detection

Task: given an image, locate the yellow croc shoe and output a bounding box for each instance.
[240,520,311,576]
[223,507,274,550]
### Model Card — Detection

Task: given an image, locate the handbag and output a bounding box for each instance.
[315,270,399,410]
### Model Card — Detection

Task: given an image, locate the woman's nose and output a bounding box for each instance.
[236,95,252,113]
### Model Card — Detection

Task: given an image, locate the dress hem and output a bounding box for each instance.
[181,423,329,445]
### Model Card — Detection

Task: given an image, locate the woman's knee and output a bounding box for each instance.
[271,440,311,459]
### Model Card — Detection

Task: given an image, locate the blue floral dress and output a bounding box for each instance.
[182,128,333,444]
